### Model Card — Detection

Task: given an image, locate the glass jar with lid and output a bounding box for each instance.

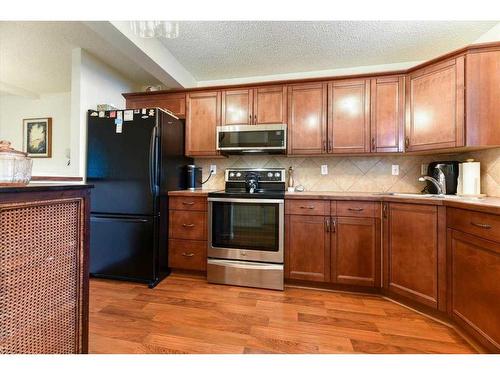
[0,140,33,186]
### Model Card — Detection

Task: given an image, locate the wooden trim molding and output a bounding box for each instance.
[31,176,83,182]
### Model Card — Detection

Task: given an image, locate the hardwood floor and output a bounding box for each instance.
[89,274,476,354]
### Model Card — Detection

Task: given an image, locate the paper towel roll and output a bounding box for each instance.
[461,161,481,196]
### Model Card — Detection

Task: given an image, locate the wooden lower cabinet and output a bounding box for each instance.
[285,200,380,287]
[448,229,500,352]
[168,195,208,272]
[333,217,380,287]
[383,203,445,310]
[285,214,330,282]
[169,239,207,271]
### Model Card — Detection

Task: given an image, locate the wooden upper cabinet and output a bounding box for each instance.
[287,83,328,155]
[253,85,287,125]
[185,91,221,157]
[384,203,441,309]
[221,85,287,125]
[126,92,186,118]
[370,76,405,153]
[221,89,253,125]
[466,49,500,147]
[406,56,465,152]
[286,214,330,282]
[328,79,371,153]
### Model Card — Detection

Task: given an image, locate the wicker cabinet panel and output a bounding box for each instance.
[0,198,86,354]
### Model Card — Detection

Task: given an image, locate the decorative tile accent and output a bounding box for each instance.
[195,147,500,197]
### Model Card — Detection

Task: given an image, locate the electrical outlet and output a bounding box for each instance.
[392,165,399,176]
[210,165,217,175]
[321,165,328,175]
[421,163,428,175]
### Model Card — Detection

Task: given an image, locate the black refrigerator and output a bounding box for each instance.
[86,108,192,287]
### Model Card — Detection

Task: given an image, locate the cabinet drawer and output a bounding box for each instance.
[337,201,378,218]
[169,210,207,240]
[285,200,329,216]
[169,196,207,211]
[169,239,206,271]
[447,208,500,243]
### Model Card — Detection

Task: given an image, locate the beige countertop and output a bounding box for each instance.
[168,190,500,215]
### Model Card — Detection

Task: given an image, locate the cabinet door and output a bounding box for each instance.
[186,91,221,156]
[370,76,404,153]
[253,85,287,125]
[328,79,370,153]
[384,203,440,308]
[221,89,253,126]
[126,93,186,118]
[466,50,500,147]
[287,83,328,155]
[285,215,330,282]
[406,57,464,151]
[448,230,500,352]
[333,217,380,287]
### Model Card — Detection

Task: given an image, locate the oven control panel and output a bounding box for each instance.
[225,168,286,183]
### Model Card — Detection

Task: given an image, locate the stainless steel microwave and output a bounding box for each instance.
[216,124,287,154]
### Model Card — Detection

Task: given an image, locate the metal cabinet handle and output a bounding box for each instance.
[182,201,195,205]
[405,137,410,150]
[383,203,388,219]
[182,252,195,257]
[371,137,376,151]
[182,223,195,227]
[323,140,327,152]
[471,222,492,229]
[249,114,252,123]
[300,206,315,209]
[325,217,330,232]
[331,218,336,233]
[254,114,257,124]
[348,207,364,212]
[328,140,332,152]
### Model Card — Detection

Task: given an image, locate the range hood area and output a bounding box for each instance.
[216,124,287,154]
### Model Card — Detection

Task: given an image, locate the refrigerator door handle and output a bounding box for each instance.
[149,126,158,196]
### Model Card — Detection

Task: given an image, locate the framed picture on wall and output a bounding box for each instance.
[23,117,52,158]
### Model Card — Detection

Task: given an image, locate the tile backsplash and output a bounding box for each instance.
[195,147,500,197]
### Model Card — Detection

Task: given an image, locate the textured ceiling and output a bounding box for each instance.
[160,21,497,81]
[0,21,160,94]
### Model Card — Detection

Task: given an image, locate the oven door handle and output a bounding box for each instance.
[207,197,284,204]
[208,259,283,270]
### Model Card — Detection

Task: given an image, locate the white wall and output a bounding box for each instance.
[70,48,137,178]
[0,92,72,176]
[474,22,500,43]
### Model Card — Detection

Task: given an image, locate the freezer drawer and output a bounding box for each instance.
[90,214,156,283]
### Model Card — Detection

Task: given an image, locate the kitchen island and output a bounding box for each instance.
[0,184,92,354]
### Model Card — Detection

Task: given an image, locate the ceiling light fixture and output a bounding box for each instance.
[130,21,179,39]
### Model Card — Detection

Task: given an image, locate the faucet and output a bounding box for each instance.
[419,168,446,195]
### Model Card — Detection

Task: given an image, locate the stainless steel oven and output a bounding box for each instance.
[207,168,285,290]
[208,197,284,263]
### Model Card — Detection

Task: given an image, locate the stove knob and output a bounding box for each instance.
[229,172,235,177]
[236,172,241,177]
[267,172,273,178]
[275,172,281,178]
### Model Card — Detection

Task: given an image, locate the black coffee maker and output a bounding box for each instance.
[185,165,202,190]
[424,161,460,195]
